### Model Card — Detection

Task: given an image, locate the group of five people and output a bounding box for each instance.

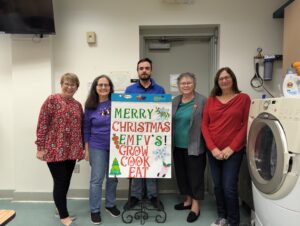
[35,58,250,226]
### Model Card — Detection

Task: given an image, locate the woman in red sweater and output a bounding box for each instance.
[201,67,250,226]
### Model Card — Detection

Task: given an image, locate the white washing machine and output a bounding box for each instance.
[247,98,300,226]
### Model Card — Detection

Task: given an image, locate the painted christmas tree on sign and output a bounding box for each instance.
[110,157,121,176]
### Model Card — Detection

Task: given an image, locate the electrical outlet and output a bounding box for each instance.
[74,164,80,174]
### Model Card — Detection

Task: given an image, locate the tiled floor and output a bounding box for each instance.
[0,194,251,226]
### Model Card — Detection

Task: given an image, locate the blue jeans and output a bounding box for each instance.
[89,148,118,213]
[131,178,157,199]
[208,149,244,226]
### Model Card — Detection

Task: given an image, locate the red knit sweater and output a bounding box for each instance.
[35,94,84,162]
[201,93,251,152]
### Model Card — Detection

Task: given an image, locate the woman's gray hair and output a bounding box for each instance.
[177,72,196,88]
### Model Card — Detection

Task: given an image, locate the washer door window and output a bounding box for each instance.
[247,113,289,195]
[255,125,277,181]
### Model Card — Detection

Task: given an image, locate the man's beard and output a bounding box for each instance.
[139,74,151,81]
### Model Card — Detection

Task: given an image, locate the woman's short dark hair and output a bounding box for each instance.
[210,67,241,97]
[85,75,114,109]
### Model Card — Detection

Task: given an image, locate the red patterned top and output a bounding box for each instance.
[35,94,84,162]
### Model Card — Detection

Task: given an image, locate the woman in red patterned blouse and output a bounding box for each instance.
[35,73,84,226]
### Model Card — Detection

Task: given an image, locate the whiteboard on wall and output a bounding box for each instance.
[109,71,136,92]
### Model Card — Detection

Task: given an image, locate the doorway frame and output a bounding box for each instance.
[139,24,220,94]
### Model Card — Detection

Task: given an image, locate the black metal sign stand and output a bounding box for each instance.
[121,178,167,224]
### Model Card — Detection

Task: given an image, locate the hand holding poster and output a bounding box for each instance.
[109,94,172,178]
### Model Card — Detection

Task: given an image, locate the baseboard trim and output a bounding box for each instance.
[0,190,14,199]
[13,192,53,201]
[1,189,178,202]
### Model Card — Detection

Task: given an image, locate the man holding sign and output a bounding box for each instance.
[124,58,165,209]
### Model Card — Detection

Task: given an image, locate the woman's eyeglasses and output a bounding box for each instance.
[218,76,231,81]
[63,82,77,88]
[97,84,110,88]
[179,82,193,86]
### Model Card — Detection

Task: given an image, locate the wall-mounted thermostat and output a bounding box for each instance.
[86,32,96,44]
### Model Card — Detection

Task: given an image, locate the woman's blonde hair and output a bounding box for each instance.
[60,73,80,88]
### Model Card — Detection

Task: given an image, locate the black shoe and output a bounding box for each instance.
[124,196,140,209]
[187,211,200,223]
[91,212,101,225]
[174,202,192,210]
[150,197,164,209]
[105,206,120,217]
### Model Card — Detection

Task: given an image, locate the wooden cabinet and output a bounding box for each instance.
[283,0,300,74]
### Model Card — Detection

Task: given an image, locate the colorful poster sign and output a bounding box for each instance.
[108,93,172,178]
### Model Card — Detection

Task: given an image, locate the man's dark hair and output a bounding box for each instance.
[137,58,152,70]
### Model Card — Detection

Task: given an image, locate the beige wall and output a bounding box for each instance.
[0,0,285,196]
[283,0,300,74]
[11,37,53,192]
[0,35,14,190]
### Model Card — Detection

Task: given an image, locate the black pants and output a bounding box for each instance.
[173,147,206,200]
[47,160,76,219]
